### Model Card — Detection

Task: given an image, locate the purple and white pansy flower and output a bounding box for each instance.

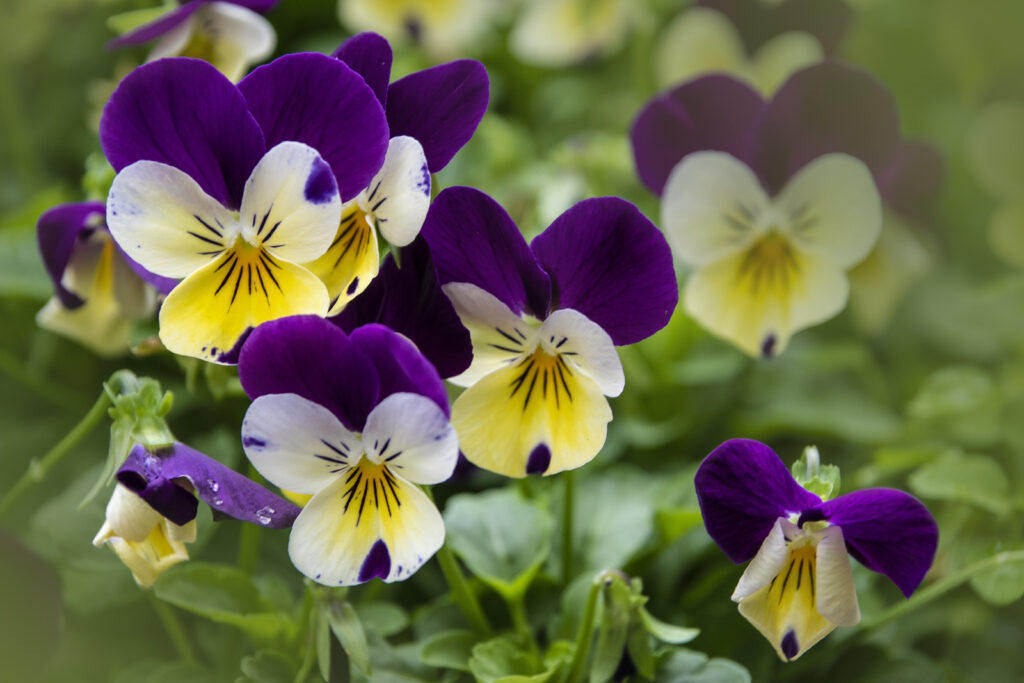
[109,0,278,82]
[100,54,389,363]
[421,187,677,478]
[237,315,459,586]
[695,439,938,661]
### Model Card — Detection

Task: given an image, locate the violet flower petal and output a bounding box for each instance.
[238,315,380,431]
[118,442,300,527]
[385,59,489,172]
[332,32,393,106]
[631,75,765,196]
[349,323,450,416]
[530,197,678,345]
[238,53,389,202]
[420,187,551,318]
[100,58,265,210]
[37,202,105,309]
[877,140,945,224]
[752,61,901,195]
[694,439,822,564]
[107,2,203,48]
[332,237,472,379]
[697,0,851,55]
[819,488,938,598]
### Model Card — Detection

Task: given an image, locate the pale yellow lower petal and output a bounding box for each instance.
[303,205,380,316]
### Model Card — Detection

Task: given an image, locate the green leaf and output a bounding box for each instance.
[468,635,554,683]
[239,650,296,683]
[626,623,656,679]
[907,366,1000,446]
[329,601,372,676]
[655,507,702,542]
[356,601,410,637]
[654,649,750,683]
[970,548,1024,605]
[112,661,221,683]
[316,603,332,682]
[153,562,287,640]
[444,488,553,600]
[908,451,1011,515]
[638,607,699,644]
[420,629,478,671]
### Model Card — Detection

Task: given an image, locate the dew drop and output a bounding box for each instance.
[206,478,220,493]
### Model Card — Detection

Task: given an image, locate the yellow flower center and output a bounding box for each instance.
[737,232,800,295]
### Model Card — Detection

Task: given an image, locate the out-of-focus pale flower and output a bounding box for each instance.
[509,0,632,67]
[337,0,495,57]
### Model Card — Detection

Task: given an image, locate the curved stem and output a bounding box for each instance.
[0,391,110,517]
[436,541,492,635]
[508,593,538,657]
[146,592,198,665]
[562,469,576,585]
[566,576,603,683]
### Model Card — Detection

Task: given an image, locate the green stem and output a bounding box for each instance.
[146,592,198,665]
[508,593,538,657]
[566,577,603,683]
[562,469,576,585]
[237,467,263,576]
[0,391,111,517]
[860,550,1024,630]
[292,586,317,683]
[436,541,492,635]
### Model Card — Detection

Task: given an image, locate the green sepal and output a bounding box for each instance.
[106,3,178,36]
[791,445,841,501]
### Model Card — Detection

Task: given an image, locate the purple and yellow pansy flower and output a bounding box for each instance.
[109,1,278,82]
[237,315,459,586]
[101,54,389,363]
[695,439,938,661]
[421,187,677,478]
[36,201,157,356]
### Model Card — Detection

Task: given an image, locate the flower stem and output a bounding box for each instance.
[508,593,538,657]
[860,550,1024,630]
[146,592,198,665]
[436,541,492,635]
[0,391,110,518]
[292,585,317,683]
[562,469,576,585]
[566,575,603,683]
[237,467,263,575]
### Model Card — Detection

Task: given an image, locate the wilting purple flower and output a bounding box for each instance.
[420,187,677,478]
[695,439,938,661]
[237,316,458,586]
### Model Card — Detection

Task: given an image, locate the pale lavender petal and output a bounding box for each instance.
[694,439,821,563]
[332,32,393,106]
[349,323,450,416]
[877,140,944,224]
[37,201,105,309]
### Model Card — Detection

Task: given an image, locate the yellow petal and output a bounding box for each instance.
[303,204,380,316]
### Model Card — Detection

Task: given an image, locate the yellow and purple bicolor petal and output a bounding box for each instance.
[694,439,938,661]
[421,187,677,478]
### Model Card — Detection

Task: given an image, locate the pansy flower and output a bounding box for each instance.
[695,439,938,661]
[101,55,389,363]
[238,316,458,586]
[509,0,632,67]
[631,62,932,357]
[109,1,277,82]
[421,187,677,478]
[337,0,495,57]
[36,201,156,356]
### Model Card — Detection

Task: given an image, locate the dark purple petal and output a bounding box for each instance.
[100,58,265,209]
[107,2,203,48]
[37,202,105,309]
[238,53,388,202]
[118,442,300,527]
[752,61,901,195]
[232,0,279,11]
[332,32,393,106]
[332,237,472,379]
[694,439,821,564]
[238,315,380,431]
[877,140,945,224]
[420,187,551,317]
[349,323,450,417]
[530,198,678,345]
[819,488,938,598]
[697,0,852,55]
[385,60,489,172]
[630,75,765,196]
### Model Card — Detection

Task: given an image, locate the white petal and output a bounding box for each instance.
[538,308,624,397]
[814,526,861,626]
[443,282,537,387]
[367,136,430,247]
[94,484,162,545]
[242,393,361,495]
[202,2,277,82]
[107,161,237,278]
[732,518,793,602]
[748,32,823,95]
[776,153,883,269]
[239,141,342,264]
[654,8,746,89]
[361,393,458,485]
[662,151,771,267]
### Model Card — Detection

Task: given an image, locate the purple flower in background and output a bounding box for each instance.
[696,0,851,56]
[238,316,458,586]
[695,439,938,661]
[421,187,677,478]
[109,1,278,82]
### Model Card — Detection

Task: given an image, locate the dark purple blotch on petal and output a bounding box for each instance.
[349,323,450,417]
[358,539,391,582]
[526,444,551,475]
[37,201,106,309]
[216,325,255,365]
[332,32,393,106]
[694,439,821,563]
[780,630,800,660]
[303,156,338,205]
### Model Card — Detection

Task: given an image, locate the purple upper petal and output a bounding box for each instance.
[349,323,450,417]
[818,488,938,598]
[107,2,203,48]
[631,75,765,196]
[696,0,852,55]
[238,315,380,432]
[101,58,265,210]
[751,61,901,195]
[332,33,393,106]
[877,140,945,225]
[694,439,822,564]
[238,53,388,202]
[385,60,489,172]
[117,442,300,528]
[530,198,678,345]
[37,202,105,309]
[420,187,551,318]
[331,237,472,379]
